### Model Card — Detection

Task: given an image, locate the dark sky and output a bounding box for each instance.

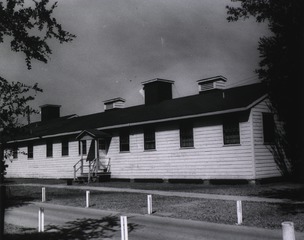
[0,0,268,121]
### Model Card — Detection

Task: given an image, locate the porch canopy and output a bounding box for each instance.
[76,129,111,141]
[76,129,111,161]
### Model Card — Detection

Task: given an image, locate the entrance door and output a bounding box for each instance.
[98,139,109,171]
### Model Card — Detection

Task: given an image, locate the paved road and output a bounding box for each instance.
[5,202,304,240]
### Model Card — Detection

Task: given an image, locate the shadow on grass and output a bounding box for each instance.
[5,186,36,208]
[5,216,139,240]
[278,203,304,215]
[258,187,304,201]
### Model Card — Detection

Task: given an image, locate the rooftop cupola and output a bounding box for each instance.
[142,78,174,105]
[39,104,61,122]
[103,97,126,111]
[197,76,227,93]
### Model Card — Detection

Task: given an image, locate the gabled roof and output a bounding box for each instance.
[11,83,266,142]
[76,129,111,140]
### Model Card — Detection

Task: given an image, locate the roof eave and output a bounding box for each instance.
[7,94,268,143]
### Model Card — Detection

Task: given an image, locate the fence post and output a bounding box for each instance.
[120,216,128,240]
[282,222,295,240]
[42,187,46,202]
[86,191,90,208]
[237,200,242,225]
[147,195,152,214]
[38,207,44,232]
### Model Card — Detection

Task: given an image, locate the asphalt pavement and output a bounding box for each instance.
[5,202,304,240]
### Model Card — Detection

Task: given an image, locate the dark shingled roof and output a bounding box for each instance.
[13,83,266,141]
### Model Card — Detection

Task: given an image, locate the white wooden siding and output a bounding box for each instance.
[5,139,90,179]
[6,109,278,180]
[251,100,282,179]
[108,119,255,180]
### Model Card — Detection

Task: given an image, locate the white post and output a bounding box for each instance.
[38,208,41,232]
[86,191,90,208]
[147,195,153,214]
[42,187,46,202]
[282,222,295,240]
[38,207,44,232]
[120,216,128,240]
[237,200,242,225]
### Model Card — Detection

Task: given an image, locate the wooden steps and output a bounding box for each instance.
[74,172,111,183]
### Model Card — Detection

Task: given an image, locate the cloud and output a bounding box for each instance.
[0,0,268,118]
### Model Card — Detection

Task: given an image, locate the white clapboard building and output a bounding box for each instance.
[5,76,284,183]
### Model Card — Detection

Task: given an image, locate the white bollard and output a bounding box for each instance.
[42,187,46,202]
[120,216,128,240]
[147,195,153,214]
[282,222,295,240]
[237,200,242,225]
[86,191,90,208]
[38,207,44,232]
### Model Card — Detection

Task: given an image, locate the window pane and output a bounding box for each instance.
[223,120,240,145]
[12,146,18,159]
[62,139,69,156]
[46,141,53,157]
[144,126,155,150]
[98,139,106,150]
[263,113,275,143]
[180,123,194,148]
[28,144,33,159]
[120,129,130,152]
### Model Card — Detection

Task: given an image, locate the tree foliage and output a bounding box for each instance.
[0,1,75,237]
[227,0,304,178]
[0,0,75,170]
[0,0,75,69]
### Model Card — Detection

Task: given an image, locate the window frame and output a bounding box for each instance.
[62,139,69,156]
[46,140,53,158]
[179,122,194,148]
[98,139,106,151]
[144,126,156,150]
[119,129,130,152]
[12,145,18,159]
[223,119,240,145]
[262,113,275,144]
[28,143,34,159]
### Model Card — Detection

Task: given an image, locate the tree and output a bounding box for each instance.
[227,0,304,179]
[0,0,75,237]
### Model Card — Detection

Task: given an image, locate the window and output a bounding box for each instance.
[78,140,87,155]
[180,122,194,148]
[12,145,18,159]
[98,139,106,150]
[263,113,275,143]
[62,139,69,156]
[120,129,130,152]
[28,143,33,159]
[223,119,240,145]
[46,141,53,157]
[144,126,156,150]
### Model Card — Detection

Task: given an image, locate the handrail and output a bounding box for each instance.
[74,157,111,181]
[73,158,84,180]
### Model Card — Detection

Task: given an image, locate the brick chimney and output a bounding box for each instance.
[39,104,61,122]
[141,78,174,105]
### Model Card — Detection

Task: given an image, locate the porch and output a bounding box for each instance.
[73,129,112,182]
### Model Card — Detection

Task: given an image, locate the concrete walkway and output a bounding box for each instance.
[7,183,304,204]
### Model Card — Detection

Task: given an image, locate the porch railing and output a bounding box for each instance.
[73,157,111,181]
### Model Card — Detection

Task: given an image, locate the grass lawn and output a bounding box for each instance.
[4,184,304,233]
[6,178,304,200]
